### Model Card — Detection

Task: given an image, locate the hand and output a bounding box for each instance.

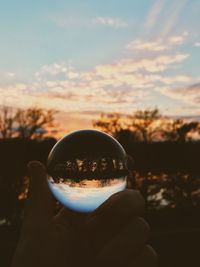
[12,161,157,267]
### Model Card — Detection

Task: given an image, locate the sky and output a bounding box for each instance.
[0,0,200,134]
[49,178,126,212]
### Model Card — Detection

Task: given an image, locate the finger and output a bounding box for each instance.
[57,189,144,231]
[52,207,89,263]
[54,207,89,230]
[23,161,55,229]
[129,245,157,267]
[88,189,145,227]
[86,190,145,250]
[96,216,150,267]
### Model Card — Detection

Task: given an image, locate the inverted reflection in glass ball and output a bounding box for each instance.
[48,176,127,212]
[47,130,128,213]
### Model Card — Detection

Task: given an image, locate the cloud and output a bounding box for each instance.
[0,71,17,85]
[35,63,71,78]
[6,72,16,78]
[0,50,190,115]
[51,15,128,29]
[156,83,200,105]
[126,32,188,52]
[159,0,187,37]
[96,53,189,75]
[143,0,187,38]
[144,0,166,31]
[93,17,128,28]
[0,33,195,120]
[194,42,200,47]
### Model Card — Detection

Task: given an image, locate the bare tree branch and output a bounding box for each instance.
[0,106,15,139]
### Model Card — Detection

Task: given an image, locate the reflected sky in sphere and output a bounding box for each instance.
[48,177,127,212]
[47,129,129,213]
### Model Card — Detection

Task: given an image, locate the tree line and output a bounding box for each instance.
[0,105,199,225]
[93,108,200,143]
[0,106,56,139]
[1,106,200,143]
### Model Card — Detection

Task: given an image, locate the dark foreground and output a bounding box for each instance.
[0,139,199,266]
[1,207,200,267]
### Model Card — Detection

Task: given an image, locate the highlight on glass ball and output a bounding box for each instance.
[47,129,128,213]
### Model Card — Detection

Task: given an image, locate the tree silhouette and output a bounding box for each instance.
[93,108,200,143]
[130,108,162,142]
[163,119,199,142]
[93,108,164,142]
[15,107,56,139]
[93,113,122,137]
[0,106,15,138]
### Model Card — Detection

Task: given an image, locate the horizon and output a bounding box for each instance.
[1,0,200,134]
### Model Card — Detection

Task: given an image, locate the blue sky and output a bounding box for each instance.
[0,0,147,70]
[0,0,200,132]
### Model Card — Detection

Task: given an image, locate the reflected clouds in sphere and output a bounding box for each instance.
[47,130,128,212]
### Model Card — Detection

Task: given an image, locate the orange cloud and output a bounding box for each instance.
[0,32,196,128]
[156,83,200,105]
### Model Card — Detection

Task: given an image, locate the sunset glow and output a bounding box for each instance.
[1,1,200,134]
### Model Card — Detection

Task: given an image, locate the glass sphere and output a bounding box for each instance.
[47,130,128,213]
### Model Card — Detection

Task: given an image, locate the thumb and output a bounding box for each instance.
[23,161,55,229]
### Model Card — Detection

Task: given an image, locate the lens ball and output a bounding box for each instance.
[47,130,128,212]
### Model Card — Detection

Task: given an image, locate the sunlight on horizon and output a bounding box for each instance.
[0,1,200,133]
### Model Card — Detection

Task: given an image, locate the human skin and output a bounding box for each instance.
[11,161,157,267]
